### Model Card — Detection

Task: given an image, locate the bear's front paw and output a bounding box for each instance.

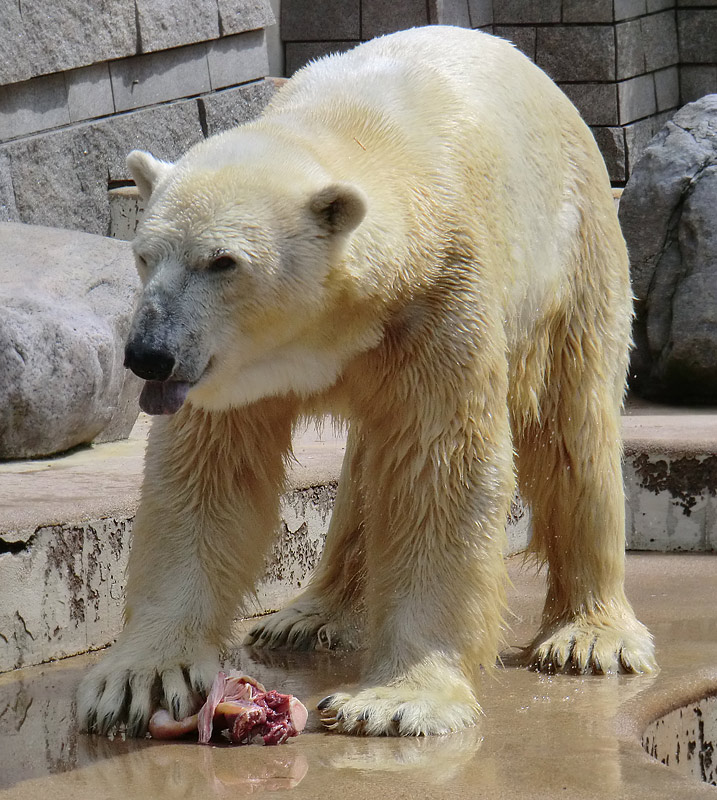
[317,685,481,737]
[530,617,657,675]
[77,643,220,737]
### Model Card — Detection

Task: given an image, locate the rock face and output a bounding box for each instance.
[0,223,142,459]
[619,95,717,404]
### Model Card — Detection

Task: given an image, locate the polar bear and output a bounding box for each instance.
[78,26,656,738]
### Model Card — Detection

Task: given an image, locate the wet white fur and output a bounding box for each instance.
[78,26,655,739]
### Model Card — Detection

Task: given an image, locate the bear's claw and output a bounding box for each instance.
[77,645,220,737]
[317,687,481,737]
[245,599,360,652]
[529,619,657,675]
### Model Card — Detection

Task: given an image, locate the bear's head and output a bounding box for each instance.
[124,142,372,414]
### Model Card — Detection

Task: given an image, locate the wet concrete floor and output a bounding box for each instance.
[1,552,716,799]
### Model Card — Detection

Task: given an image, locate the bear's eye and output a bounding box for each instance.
[207,253,237,273]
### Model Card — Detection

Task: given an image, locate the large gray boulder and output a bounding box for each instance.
[0,223,142,459]
[619,95,717,405]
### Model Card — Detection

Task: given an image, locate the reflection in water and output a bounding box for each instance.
[0,671,88,789]
[488,671,658,795]
[77,740,309,797]
[318,727,485,783]
[0,614,668,799]
[198,748,308,793]
[0,659,310,794]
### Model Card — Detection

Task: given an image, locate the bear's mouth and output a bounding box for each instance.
[139,380,192,415]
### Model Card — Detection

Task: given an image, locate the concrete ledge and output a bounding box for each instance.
[623,400,717,551]
[4,398,712,672]
[0,415,346,672]
[0,412,529,673]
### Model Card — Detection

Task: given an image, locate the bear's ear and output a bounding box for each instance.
[308,183,367,236]
[126,150,174,201]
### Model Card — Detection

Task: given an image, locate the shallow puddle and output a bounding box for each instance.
[2,554,717,799]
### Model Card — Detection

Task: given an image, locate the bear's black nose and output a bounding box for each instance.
[124,342,176,382]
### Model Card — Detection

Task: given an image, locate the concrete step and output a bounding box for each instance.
[0,416,348,672]
[623,398,717,552]
[1,400,713,672]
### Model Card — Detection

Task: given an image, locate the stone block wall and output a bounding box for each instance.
[280,0,717,183]
[0,1,280,235]
[679,2,717,103]
[281,0,472,75]
[486,1,684,182]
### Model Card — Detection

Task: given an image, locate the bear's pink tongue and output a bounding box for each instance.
[139,381,191,415]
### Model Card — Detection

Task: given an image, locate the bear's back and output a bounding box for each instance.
[266,27,582,153]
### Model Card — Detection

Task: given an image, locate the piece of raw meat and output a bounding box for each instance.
[148,671,308,745]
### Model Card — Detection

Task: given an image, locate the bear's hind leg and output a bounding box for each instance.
[245,423,366,651]
[517,324,656,675]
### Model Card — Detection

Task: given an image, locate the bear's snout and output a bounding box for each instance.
[124,340,176,382]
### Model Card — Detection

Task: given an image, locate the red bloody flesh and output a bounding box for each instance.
[148,671,308,745]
